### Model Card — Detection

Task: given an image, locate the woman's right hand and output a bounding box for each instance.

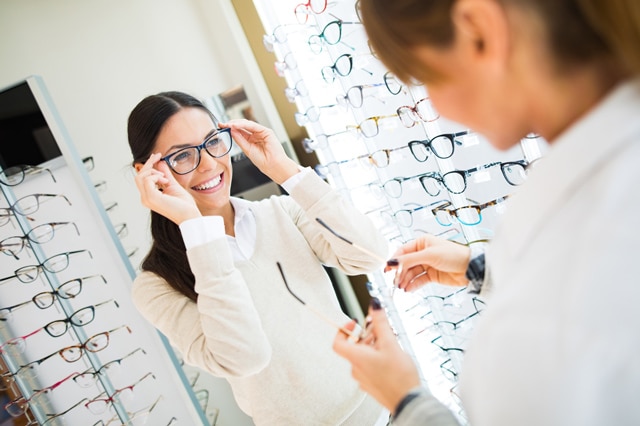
[134,153,201,225]
[385,234,472,292]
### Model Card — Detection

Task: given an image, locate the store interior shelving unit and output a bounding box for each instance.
[0,76,208,425]
[251,0,548,423]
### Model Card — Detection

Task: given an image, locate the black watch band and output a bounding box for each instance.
[465,252,485,294]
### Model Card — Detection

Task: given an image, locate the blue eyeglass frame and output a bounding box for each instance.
[160,127,232,175]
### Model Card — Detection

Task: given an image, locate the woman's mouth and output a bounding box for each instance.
[192,174,222,191]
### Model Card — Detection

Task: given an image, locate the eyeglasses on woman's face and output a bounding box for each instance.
[160,128,232,175]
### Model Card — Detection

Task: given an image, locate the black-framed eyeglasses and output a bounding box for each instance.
[42,397,89,425]
[0,221,80,260]
[408,131,469,162]
[321,53,354,83]
[44,299,119,338]
[0,249,93,285]
[0,165,56,186]
[160,128,232,175]
[383,72,404,95]
[31,274,106,309]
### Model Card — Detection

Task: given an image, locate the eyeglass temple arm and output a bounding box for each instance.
[276,262,361,341]
[314,218,387,264]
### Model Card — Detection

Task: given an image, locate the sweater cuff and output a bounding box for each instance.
[393,386,424,419]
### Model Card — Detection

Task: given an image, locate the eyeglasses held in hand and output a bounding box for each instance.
[0,165,56,186]
[277,262,362,341]
[160,128,232,175]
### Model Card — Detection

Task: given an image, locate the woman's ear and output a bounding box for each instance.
[452,0,510,67]
[134,163,143,173]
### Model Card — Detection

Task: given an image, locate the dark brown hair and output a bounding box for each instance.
[127,91,218,302]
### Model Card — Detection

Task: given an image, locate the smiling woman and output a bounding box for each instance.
[125,91,390,425]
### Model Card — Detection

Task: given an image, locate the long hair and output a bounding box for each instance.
[359,0,640,84]
[127,91,218,302]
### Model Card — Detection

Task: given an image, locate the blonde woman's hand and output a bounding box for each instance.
[333,300,421,413]
[220,119,299,185]
[385,234,471,292]
[134,153,201,225]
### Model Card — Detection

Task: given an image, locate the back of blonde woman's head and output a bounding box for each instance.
[359,0,640,83]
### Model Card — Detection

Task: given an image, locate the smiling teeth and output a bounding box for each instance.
[194,175,221,190]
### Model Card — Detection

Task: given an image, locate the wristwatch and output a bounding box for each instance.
[465,247,485,294]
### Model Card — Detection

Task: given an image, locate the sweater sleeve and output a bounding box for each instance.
[392,389,461,426]
[283,171,389,274]
[131,238,272,378]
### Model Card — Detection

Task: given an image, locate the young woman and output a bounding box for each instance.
[334,0,640,425]
[127,91,388,425]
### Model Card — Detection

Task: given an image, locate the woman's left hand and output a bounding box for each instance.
[220,119,300,185]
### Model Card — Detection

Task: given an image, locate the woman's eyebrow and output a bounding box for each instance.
[167,128,218,151]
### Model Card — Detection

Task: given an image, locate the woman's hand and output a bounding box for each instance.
[386,234,471,292]
[134,153,201,224]
[333,300,421,413]
[220,119,300,185]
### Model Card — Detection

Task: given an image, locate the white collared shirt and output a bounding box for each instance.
[179,167,310,261]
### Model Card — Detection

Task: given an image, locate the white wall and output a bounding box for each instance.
[0,1,276,424]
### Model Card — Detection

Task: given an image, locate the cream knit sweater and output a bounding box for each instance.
[132,172,388,425]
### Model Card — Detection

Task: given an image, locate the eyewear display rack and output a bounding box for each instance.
[0,76,207,425]
[252,0,547,423]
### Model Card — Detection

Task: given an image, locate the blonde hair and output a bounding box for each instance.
[359,0,640,83]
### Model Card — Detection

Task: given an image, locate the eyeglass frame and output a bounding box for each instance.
[0,165,56,187]
[0,193,72,226]
[0,249,93,285]
[346,113,399,138]
[73,347,147,388]
[432,196,510,227]
[43,299,119,338]
[408,131,469,162]
[0,221,80,260]
[160,127,233,175]
[308,19,361,53]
